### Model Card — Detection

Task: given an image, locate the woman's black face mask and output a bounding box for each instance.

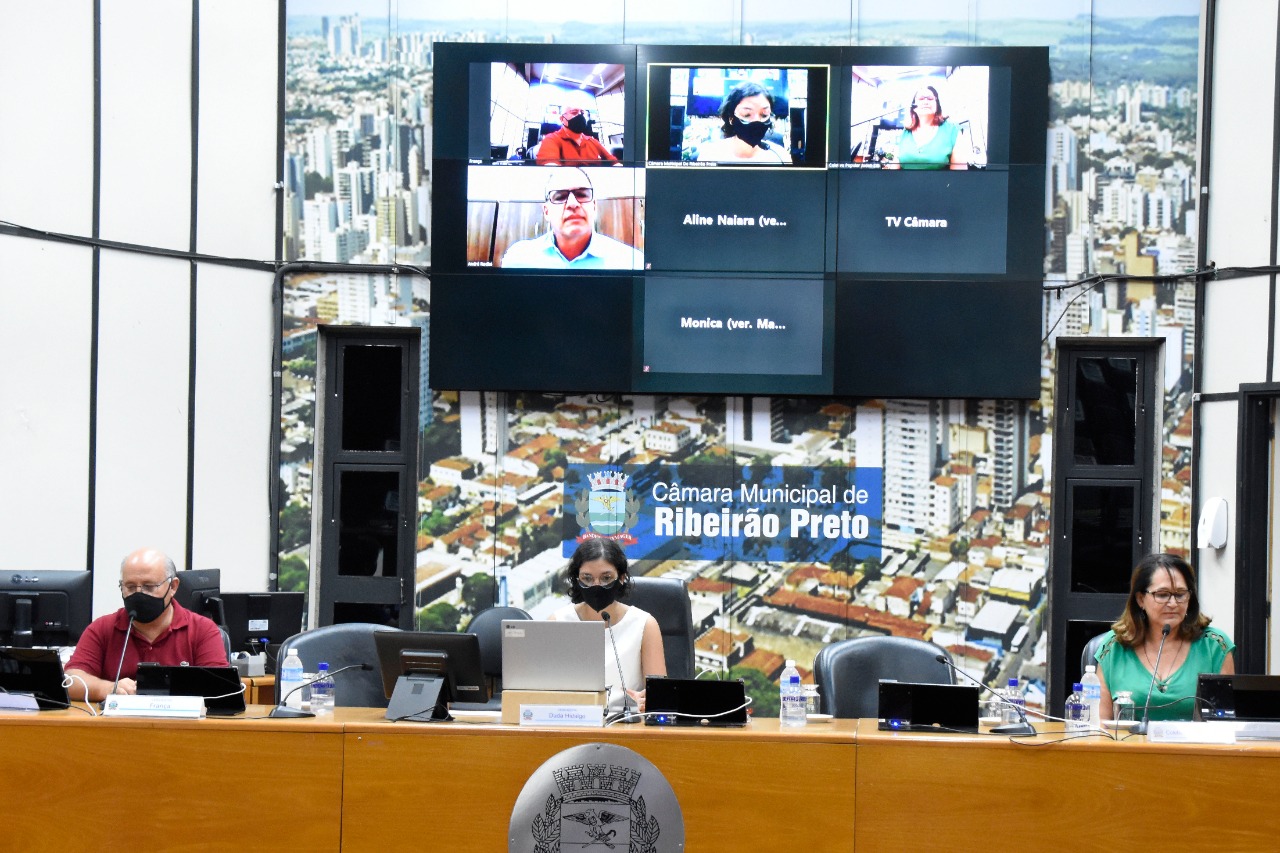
[579,580,620,612]
[731,116,771,147]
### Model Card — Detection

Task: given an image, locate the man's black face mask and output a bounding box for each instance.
[123,585,171,623]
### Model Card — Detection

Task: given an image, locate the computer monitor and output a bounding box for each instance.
[373,631,489,721]
[0,570,93,648]
[218,592,305,671]
[172,569,223,625]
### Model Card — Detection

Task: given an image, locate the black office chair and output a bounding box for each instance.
[627,576,696,679]
[277,622,401,708]
[1080,631,1110,674]
[812,635,954,719]
[464,605,531,709]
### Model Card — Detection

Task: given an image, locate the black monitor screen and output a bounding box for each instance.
[218,592,305,659]
[373,630,489,706]
[172,569,222,625]
[0,570,93,648]
[430,42,1048,399]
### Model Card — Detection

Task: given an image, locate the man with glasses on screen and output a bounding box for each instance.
[64,547,228,703]
[500,167,643,270]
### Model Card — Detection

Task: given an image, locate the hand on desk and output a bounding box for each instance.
[626,688,647,713]
[111,678,138,696]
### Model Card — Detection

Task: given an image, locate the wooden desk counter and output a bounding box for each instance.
[853,720,1280,852]
[0,706,344,853]
[338,709,858,853]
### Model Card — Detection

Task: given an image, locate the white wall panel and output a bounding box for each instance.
[191,266,275,589]
[0,237,94,570]
[196,0,280,260]
[92,252,192,614]
[0,4,97,572]
[1193,399,1239,641]
[0,2,94,235]
[98,0,193,250]
[186,0,281,588]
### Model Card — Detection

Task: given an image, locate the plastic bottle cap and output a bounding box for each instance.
[318,662,330,671]
[1072,683,1083,691]
[785,659,795,667]
[1085,665,1096,673]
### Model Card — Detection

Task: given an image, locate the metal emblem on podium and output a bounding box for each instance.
[509,742,684,852]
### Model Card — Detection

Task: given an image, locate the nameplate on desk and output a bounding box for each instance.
[0,693,41,711]
[102,694,206,719]
[518,704,604,727]
[1146,720,1236,744]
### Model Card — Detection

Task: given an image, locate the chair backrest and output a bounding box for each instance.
[467,606,531,679]
[626,576,696,679]
[277,622,402,708]
[813,635,954,719]
[1080,631,1110,675]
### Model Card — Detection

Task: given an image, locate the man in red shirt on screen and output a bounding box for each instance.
[536,107,618,164]
[64,546,228,703]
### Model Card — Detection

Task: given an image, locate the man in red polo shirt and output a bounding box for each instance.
[64,547,228,703]
[536,107,618,165]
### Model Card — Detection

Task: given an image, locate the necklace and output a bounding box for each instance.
[1141,638,1184,691]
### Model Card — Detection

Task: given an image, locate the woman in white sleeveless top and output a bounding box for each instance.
[549,538,666,716]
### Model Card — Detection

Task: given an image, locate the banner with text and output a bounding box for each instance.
[562,463,883,563]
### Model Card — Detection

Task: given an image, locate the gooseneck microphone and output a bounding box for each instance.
[1132,623,1172,736]
[269,662,374,719]
[108,612,137,700]
[935,653,1036,736]
[601,611,632,720]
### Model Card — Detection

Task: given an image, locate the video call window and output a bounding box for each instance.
[848,65,991,170]
[486,62,628,164]
[652,64,828,167]
[465,165,645,271]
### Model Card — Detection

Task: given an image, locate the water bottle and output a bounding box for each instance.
[1081,665,1102,726]
[309,662,335,714]
[1065,682,1087,732]
[1001,677,1025,726]
[779,660,806,727]
[279,648,305,710]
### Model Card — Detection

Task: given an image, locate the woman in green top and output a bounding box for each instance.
[1095,553,1235,722]
[889,85,971,171]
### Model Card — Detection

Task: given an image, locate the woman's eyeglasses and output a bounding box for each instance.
[1145,589,1190,604]
[577,576,618,589]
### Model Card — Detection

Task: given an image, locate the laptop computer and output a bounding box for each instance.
[0,647,71,710]
[877,681,980,733]
[1195,673,1280,722]
[644,676,749,727]
[500,620,606,693]
[135,664,247,716]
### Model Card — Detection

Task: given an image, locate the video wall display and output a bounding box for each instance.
[431,43,1049,398]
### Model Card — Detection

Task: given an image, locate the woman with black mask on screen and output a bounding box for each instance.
[694,81,793,164]
[549,538,666,716]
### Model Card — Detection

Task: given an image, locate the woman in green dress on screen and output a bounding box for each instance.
[1094,553,1235,722]
[887,85,971,170]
